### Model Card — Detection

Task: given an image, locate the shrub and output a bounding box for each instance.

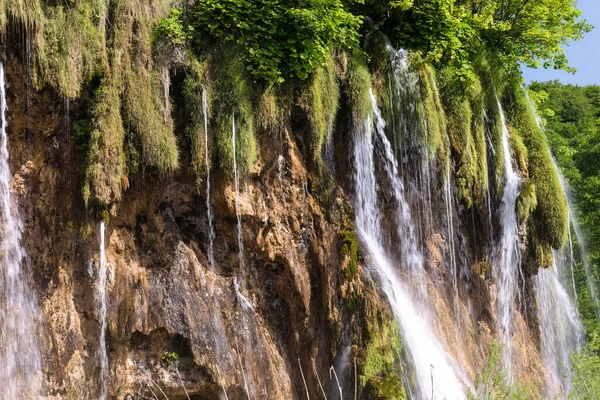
[189,0,361,83]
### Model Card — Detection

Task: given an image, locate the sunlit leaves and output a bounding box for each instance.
[189,0,361,82]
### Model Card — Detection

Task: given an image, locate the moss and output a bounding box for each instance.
[83,82,126,206]
[535,242,554,269]
[343,56,372,122]
[439,68,489,209]
[508,125,528,174]
[257,86,283,134]
[419,64,447,161]
[360,315,406,400]
[183,61,210,188]
[298,55,340,170]
[210,45,257,177]
[340,226,359,281]
[516,181,537,221]
[503,84,568,250]
[117,0,179,171]
[101,209,110,225]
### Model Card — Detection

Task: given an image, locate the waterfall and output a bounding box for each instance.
[522,91,585,396]
[203,87,215,269]
[444,162,460,326]
[352,88,466,399]
[552,159,600,319]
[535,252,583,397]
[493,101,522,373]
[0,61,42,398]
[232,113,244,273]
[99,221,109,400]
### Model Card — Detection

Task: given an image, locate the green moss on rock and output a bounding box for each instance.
[298,55,339,171]
[504,84,568,250]
[360,315,406,400]
[211,45,258,177]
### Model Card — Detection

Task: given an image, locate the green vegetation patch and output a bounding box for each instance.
[83,83,126,206]
[210,46,257,177]
[503,84,568,250]
[360,315,406,400]
[298,55,340,170]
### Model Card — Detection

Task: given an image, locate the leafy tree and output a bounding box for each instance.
[530,81,600,336]
[468,342,530,400]
[361,0,592,87]
[188,0,362,82]
[570,333,600,399]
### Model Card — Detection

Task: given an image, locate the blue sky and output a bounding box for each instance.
[521,0,599,86]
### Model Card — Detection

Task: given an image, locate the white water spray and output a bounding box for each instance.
[203,87,215,269]
[535,253,583,397]
[352,89,466,399]
[99,221,109,400]
[0,60,42,399]
[493,101,522,373]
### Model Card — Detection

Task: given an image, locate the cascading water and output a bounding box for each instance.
[552,160,600,319]
[99,221,109,400]
[493,101,522,373]
[232,112,253,400]
[535,252,583,397]
[523,92,585,396]
[203,86,215,269]
[0,61,42,398]
[352,88,466,399]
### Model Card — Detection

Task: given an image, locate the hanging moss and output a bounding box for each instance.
[117,0,179,171]
[439,67,489,208]
[37,0,105,98]
[516,181,537,221]
[183,60,210,188]
[211,45,257,177]
[257,86,281,134]
[343,55,372,122]
[298,55,340,169]
[503,84,568,250]
[83,82,126,206]
[419,64,447,161]
[359,315,406,400]
[340,225,359,281]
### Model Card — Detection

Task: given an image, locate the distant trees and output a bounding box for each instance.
[530,81,600,336]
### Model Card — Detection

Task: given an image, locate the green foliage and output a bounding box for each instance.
[189,0,362,83]
[503,84,568,250]
[529,81,600,335]
[154,9,190,46]
[468,342,531,400]
[360,316,405,400]
[210,46,257,177]
[570,333,600,399]
[160,351,179,367]
[298,55,340,169]
[361,0,591,89]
